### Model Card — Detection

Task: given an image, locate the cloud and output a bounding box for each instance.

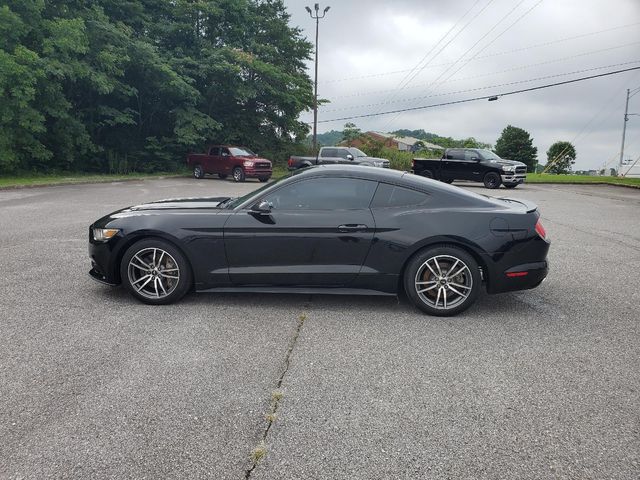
[285,0,640,169]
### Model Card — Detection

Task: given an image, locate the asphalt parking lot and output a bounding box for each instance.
[1,177,638,479]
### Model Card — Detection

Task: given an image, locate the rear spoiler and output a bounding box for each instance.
[497,197,538,213]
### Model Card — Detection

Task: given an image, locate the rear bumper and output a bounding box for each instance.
[487,260,548,294]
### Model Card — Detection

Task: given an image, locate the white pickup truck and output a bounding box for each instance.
[287,146,390,170]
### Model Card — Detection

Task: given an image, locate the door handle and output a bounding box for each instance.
[337,224,368,233]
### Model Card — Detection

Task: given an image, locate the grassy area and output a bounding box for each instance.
[526,173,640,187]
[0,171,184,188]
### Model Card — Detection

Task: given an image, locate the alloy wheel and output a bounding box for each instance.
[414,255,473,310]
[127,247,180,300]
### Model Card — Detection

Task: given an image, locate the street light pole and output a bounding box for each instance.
[306,4,330,154]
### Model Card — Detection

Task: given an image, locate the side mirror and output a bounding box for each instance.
[346,154,354,161]
[251,200,272,214]
[221,152,229,157]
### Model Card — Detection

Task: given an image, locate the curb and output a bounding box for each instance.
[0,175,187,191]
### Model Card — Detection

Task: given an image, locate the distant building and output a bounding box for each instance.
[346,131,444,152]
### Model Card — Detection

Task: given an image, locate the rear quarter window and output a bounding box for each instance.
[371,183,430,208]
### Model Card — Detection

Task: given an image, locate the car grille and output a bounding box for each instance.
[516,166,526,174]
[254,162,271,169]
[383,163,390,168]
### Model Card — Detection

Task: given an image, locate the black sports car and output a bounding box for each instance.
[89,165,549,316]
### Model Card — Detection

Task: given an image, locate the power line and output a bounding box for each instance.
[322,61,640,113]
[320,22,640,85]
[331,42,640,101]
[314,66,640,124]
[368,0,496,119]
[381,0,544,130]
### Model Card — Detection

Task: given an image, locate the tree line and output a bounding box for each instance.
[0,0,314,174]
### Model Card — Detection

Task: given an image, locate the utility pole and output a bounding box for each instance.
[306,4,330,154]
[619,89,630,174]
[619,87,640,174]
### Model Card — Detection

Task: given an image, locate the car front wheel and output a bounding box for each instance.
[483,172,501,189]
[232,167,245,182]
[404,246,481,316]
[120,239,192,305]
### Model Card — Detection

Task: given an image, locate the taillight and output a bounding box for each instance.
[288,157,293,167]
[535,219,547,240]
[411,159,415,168]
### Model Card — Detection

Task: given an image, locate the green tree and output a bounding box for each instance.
[546,141,576,174]
[494,125,538,172]
[341,122,361,145]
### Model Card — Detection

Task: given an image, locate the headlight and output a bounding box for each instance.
[243,161,254,167]
[93,228,119,242]
[502,165,516,173]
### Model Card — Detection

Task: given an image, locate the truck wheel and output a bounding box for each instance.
[193,165,205,179]
[232,167,245,182]
[259,177,269,183]
[218,173,228,180]
[504,183,518,189]
[420,170,434,179]
[483,172,501,189]
[442,178,454,184]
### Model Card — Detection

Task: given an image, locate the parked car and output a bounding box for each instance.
[288,146,390,170]
[186,145,272,182]
[88,165,549,316]
[412,148,527,189]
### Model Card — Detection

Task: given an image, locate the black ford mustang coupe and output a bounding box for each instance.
[89,165,549,316]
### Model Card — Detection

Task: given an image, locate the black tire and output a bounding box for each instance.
[504,183,518,189]
[120,238,192,305]
[442,178,454,184]
[193,165,205,179]
[218,173,228,179]
[259,177,270,183]
[232,166,245,182]
[403,245,481,316]
[420,170,434,179]
[483,172,501,189]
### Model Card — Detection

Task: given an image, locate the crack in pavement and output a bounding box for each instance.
[244,312,307,479]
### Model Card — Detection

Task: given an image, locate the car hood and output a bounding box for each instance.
[122,197,231,213]
[491,158,526,167]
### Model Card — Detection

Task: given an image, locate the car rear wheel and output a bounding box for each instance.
[232,167,245,182]
[404,246,481,316]
[193,165,205,179]
[504,183,518,189]
[121,239,192,305]
[483,172,501,189]
[218,173,228,179]
[259,177,269,183]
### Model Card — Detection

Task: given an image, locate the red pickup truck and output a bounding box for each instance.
[186,145,272,182]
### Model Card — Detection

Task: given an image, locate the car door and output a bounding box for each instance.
[223,176,377,286]
[441,149,462,180]
[205,146,220,174]
[463,149,483,181]
[220,147,233,174]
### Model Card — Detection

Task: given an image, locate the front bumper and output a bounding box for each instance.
[89,265,118,286]
[244,167,272,179]
[501,173,526,184]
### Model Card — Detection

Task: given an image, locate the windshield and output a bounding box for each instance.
[229,147,256,157]
[225,173,291,209]
[477,149,501,161]
[347,147,368,157]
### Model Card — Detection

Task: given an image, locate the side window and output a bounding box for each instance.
[465,150,478,161]
[221,148,230,156]
[262,177,377,210]
[209,147,220,156]
[371,183,429,208]
[447,149,464,160]
[322,148,336,157]
[334,148,349,159]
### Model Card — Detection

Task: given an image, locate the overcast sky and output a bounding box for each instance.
[283,0,640,170]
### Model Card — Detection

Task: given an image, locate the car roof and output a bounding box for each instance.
[289,165,497,204]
